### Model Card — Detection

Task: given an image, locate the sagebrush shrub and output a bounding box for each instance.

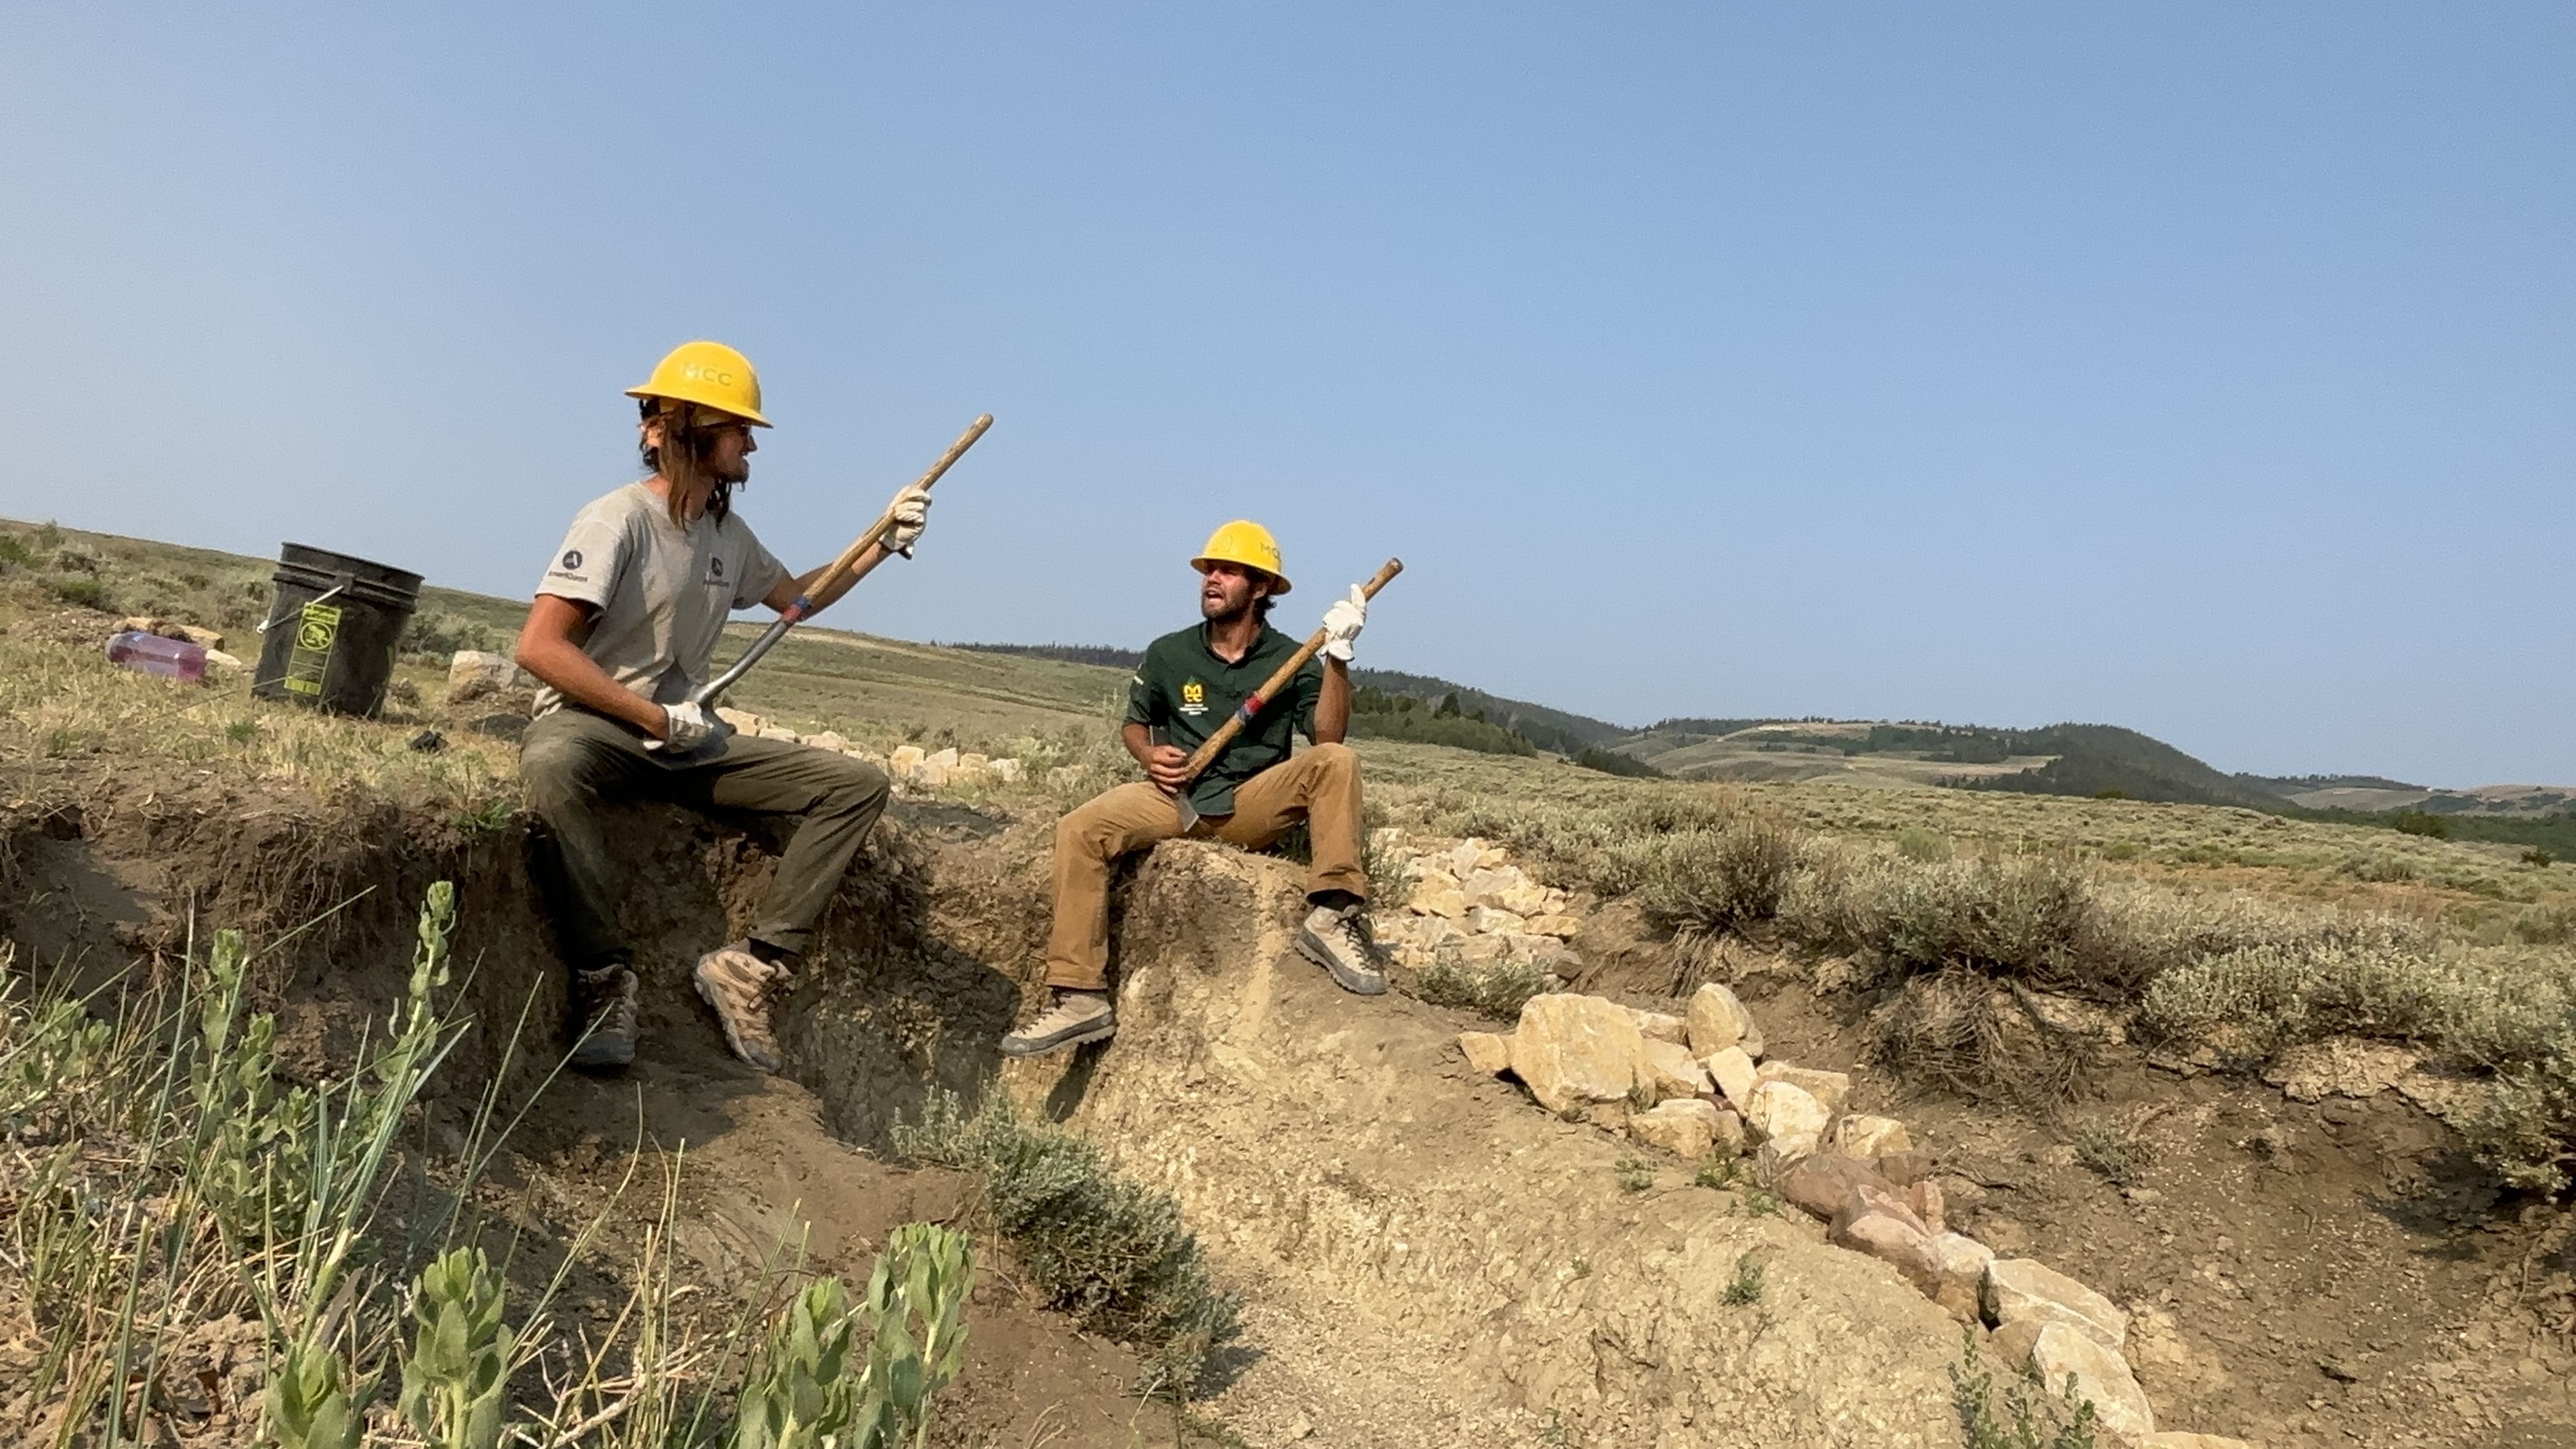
[895,1093,1238,1397]
[1639,818,1799,940]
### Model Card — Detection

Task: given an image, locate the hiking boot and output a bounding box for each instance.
[694,942,788,1073]
[999,990,1116,1057]
[569,965,638,1071]
[1297,903,1388,995]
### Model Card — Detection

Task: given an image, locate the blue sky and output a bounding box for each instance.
[3,5,2568,785]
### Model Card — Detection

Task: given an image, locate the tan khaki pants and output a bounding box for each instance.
[1043,742,1366,990]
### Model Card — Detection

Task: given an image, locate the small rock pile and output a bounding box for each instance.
[714,710,1024,789]
[1371,833,1584,978]
[1459,982,2257,1448]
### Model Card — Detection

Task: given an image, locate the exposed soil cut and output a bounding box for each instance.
[0,770,1166,1447]
[10,754,2571,1448]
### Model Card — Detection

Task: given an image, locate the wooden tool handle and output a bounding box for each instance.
[1179,557,1404,780]
[689,413,992,709]
[781,413,993,622]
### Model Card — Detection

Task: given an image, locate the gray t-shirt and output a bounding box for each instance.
[531,482,790,717]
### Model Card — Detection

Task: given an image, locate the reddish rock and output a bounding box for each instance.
[1779,1153,1897,1222]
[1829,1209,1944,1296]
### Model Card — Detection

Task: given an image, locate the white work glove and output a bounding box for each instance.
[884,483,932,558]
[657,700,729,755]
[1319,584,1367,663]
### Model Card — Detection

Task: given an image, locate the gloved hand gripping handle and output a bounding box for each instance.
[688,413,992,711]
[1174,557,1404,830]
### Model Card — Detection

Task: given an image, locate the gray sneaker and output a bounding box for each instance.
[569,965,638,1071]
[999,990,1116,1057]
[1297,903,1388,995]
[694,943,788,1073]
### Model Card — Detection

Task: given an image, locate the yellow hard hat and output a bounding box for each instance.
[625,340,770,426]
[1192,519,1291,595]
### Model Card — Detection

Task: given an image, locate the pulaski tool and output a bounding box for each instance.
[1172,556,1404,831]
[691,414,992,711]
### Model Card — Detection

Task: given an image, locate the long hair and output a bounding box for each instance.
[638,401,735,527]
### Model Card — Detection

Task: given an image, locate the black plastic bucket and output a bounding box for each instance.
[250,544,424,717]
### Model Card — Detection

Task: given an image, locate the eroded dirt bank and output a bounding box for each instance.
[973,843,1974,1448]
[0,774,1161,1447]
[12,765,2571,1448]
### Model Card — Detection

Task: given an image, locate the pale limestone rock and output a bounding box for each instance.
[1444,841,1483,876]
[756,726,804,742]
[1639,1039,1713,1102]
[1739,1020,1766,1060]
[1411,864,1460,897]
[1411,886,1469,919]
[1627,1099,1725,1159]
[1684,983,1756,1055]
[447,650,528,703]
[958,751,990,774]
[716,706,767,733]
[2138,1436,2263,1448]
[1461,867,1525,909]
[1741,1080,1830,1144]
[1983,1259,2129,1351]
[1464,905,1527,934]
[1704,1046,1759,1108]
[1632,1011,1687,1045]
[1708,1108,1747,1158]
[804,730,852,753]
[1909,1178,1946,1236]
[889,744,926,776]
[1929,1233,1993,1322]
[1526,913,1584,939]
[1755,1062,1852,1116]
[1834,1114,1913,1158]
[987,757,1024,783]
[1830,1209,1942,1296]
[1754,1131,1820,1183]
[1987,1320,2045,1373]
[1497,882,1554,916]
[1507,995,1643,1116]
[925,746,961,769]
[1458,1031,1512,1076]
[2022,1324,2154,1443]
[203,647,245,673]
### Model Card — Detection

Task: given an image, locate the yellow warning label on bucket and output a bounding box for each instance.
[285,602,341,697]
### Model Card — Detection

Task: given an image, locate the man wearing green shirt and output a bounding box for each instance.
[1001,520,1381,1057]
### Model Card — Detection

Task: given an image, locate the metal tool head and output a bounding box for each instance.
[1174,790,1200,832]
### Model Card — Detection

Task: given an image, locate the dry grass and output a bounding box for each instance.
[1356,742,2576,1186]
[0,598,517,819]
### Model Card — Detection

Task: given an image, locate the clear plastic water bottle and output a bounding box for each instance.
[105,630,208,682]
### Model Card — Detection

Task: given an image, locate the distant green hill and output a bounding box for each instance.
[1965,723,2288,809]
[1347,669,1629,753]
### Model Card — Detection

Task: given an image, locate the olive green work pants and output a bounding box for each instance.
[1043,742,1367,992]
[519,707,891,970]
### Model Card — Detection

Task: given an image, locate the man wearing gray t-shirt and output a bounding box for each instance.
[513,341,930,1074]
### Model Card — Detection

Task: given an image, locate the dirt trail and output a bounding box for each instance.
[967,842,1972,1448]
